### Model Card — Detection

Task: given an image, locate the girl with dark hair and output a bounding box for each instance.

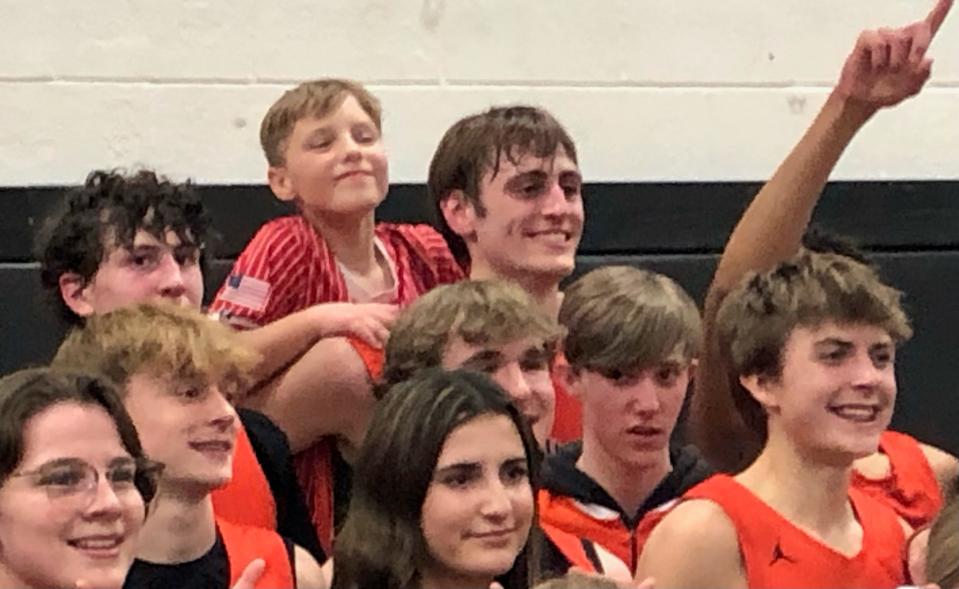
[333,368,540,589]
[0,368,159,589]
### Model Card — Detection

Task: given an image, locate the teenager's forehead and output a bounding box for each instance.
[444,333,552,359]
[790,321,895,344]
[486,144,579,180]
[103,226,199,252]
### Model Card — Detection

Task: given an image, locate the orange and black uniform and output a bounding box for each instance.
[852,430,943,529]
[538,441,712,574]
[637,474,907,589]
[540,523,600,575]
[124,519,295,589]
[211,408,324,562]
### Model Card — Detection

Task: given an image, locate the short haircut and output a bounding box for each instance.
[260,78,382,166]
[427,105,578,264]
[560,266,701,375]
[334,368,541,589]
[380,280,564,395]
[0,367,158,503]
[52,302,260,398]
[35,169,213,326]
[714,250,912,442]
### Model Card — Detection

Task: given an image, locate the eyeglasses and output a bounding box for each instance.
[11,457,164,507]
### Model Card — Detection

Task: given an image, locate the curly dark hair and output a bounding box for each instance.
[35,169,214,325]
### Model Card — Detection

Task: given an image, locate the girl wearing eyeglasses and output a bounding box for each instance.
[0,368,158,589]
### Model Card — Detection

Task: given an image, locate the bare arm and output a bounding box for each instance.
[236,303,398,385]
[709,96,872,300]
[247,336,375,453]
[636,500,746,589]
[691,0,952,471]
[711,0,952,300]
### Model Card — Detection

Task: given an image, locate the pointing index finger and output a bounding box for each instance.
[927,0,954,37]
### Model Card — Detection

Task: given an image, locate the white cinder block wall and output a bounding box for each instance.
[3,0,958,186]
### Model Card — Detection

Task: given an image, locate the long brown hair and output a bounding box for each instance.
[333,368,542,589]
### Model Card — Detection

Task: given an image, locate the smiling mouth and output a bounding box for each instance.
[67,535,124,558]
[827,404,881,423]
[189,440,233,454]
[525,230,572,242]
[336,171,372,181]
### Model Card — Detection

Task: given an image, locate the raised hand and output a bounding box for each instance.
[313,302,400,347]
[836,0,953,108]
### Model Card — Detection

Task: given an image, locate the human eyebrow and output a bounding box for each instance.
[870,341,894,352]
[656,359,685,372]
[814,338,854,350]
[503,171,548,193]
[501,456,528,469]
[558,170,583,186]
[303,127,334,145]
[520,345,553,368]
[351,122,379,136]
[173,244,201,262]
[460,349,505,371]
[27,457,84,472]
[125,244,162,257]
[813,338,854,361]
[433,462,482,483]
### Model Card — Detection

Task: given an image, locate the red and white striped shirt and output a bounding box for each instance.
[209,215,464,323]
[209,215,464,552]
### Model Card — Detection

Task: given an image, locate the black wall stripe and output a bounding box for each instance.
[2,181,958,453]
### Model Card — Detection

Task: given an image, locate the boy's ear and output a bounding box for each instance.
[439,190,477,240]
[58,272,95,318]
[553,361,583,401]
[686,358,699,385]
[267,166,297,202]
[739,373,779,411]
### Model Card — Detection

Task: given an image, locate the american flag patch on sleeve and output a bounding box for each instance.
[220,274,271,312]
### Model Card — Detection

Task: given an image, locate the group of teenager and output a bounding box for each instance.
[2,2,959,588]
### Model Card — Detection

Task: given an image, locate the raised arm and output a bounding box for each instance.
[692,0,953,472]
[236,302,397,384]
[710,0,952,299]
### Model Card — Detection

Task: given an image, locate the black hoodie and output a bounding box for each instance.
[538,440,713,572]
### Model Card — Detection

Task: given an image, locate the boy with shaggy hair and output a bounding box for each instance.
[35,168,322,558]
[380,279,564,447]
[54,303,326,589]
[539,266,711,574]
[638,251,915,588]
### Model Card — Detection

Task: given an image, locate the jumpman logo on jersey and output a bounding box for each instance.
[770,540,797,565]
